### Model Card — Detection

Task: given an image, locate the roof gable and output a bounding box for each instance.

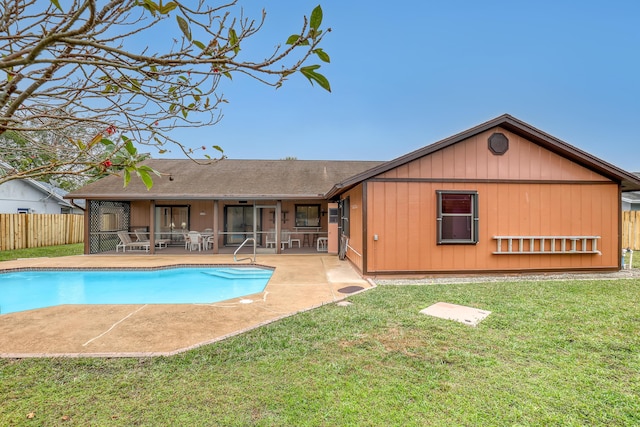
[377,126,611,182]
[326,114,640,197]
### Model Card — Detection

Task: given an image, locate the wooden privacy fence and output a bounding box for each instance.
[622,211,640,250]
[0,214,84,251]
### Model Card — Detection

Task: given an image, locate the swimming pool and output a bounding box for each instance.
[0,266,273,315]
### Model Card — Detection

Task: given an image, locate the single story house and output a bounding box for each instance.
[0,160,83,214]
[67,114,640,275]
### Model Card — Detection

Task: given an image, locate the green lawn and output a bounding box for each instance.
[0,243,83,262]
[2,278,639,426]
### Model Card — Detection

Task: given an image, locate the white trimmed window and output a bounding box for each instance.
[436,191,478,244]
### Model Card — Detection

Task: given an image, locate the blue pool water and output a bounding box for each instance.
[0,267,272,315]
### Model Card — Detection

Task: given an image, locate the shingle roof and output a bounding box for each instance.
[66,159,384,200]
[66,115,640,201]
[0,160,76,208]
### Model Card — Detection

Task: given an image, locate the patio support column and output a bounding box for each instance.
[213,200,219,254]
[276,201,282,254]
[84,201,91,255]
[149,200,156,254]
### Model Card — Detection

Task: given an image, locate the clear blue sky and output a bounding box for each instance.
[162,1,640,172]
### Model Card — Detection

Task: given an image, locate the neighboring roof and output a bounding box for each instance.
[0,160,77,208]
[622,192,640,204]
[622,173,640,204]
[38,181,86,209]
[66,159,385,200]
[326,114,640,198]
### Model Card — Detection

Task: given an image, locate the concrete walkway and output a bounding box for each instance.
[0,254,372,358]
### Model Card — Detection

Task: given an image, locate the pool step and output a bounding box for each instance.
[201,268,272,280]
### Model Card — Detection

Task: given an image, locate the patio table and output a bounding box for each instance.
[293,228,326,247]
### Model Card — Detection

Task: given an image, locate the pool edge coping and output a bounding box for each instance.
[0,255,373,358]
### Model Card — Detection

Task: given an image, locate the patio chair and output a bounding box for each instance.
[134,229,170,249]
[265,229,277,248]
[116,231,150,252]
[316,237,328,252]
[182,230,190,249]
[203,234,216,250]
[186,231,203,251]
[289,231,301,248]
[200,228,214,250]
[280,230,292,250]
[133,229,149,241]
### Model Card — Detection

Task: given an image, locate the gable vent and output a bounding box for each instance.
[488,132,509,155]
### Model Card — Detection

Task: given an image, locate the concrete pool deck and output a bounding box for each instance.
[0,254,372,358]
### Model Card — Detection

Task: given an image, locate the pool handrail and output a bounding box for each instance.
[234,237,256,263]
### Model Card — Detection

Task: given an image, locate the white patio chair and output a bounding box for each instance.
[200,228,214,250]
[134,228,170,249]
[265,229,277,248]
[116,231,150,252]
[203,234,216,250]
[186,231,203,251]
[288,231,301,248]
[316,237,328,252]
[280,230,292,250]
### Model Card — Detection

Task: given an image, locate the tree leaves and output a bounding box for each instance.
[228,28,240,54]
[136,165,158,189]
[176,16,191,41]
[2,2,332,188]
[286,34,301,45]
[49,0,62,12]
[310,5,323,31]
[313,48,330,63]
[139,0,177,16]
[300,65,331,92]
[285,6,331,92]
[158,1,177,14]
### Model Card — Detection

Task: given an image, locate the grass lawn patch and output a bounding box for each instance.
[0,243,83,262]
[1,279,640,425]
[623,248,640,269]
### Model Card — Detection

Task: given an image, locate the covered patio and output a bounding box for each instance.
[105,198,333,255]
[67,159,383,256]
[102,238,329,256]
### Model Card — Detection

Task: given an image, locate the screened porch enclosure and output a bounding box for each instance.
[85,199,329,254]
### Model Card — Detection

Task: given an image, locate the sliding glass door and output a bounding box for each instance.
[155,205,189,244]
[224,205,264,246]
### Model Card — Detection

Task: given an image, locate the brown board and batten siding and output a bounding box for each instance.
[342,185,365,272]
[363,126,620,274]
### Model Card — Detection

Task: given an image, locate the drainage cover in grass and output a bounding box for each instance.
[420,302,491,327]
[337,285,364,294]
